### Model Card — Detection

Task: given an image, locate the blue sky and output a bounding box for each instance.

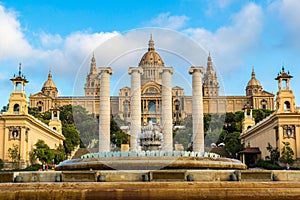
[1,0,300,108]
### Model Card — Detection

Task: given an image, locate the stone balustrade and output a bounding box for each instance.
[81,151,220,159]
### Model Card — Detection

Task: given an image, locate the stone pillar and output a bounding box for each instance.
[159,67,174,152]
[128,67,143,151]
[98,67,113,152]
[189,66,204,152]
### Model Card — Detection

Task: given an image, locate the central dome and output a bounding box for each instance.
[138,35,164,67]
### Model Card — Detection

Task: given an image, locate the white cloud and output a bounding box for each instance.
[39,33,63,48]
[63,31,119,64]
[150,12,189,30]
[0,5,34,60]
[216,0,234,9]
[184,2,263,72]
[276,0,300,48]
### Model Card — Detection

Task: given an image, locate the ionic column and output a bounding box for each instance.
[189,66,204,152]
[128,67,143,151]
[159,67,174,152]
[98,67,113,152]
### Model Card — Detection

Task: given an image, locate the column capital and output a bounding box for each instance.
[98,67,113,75]
[159,67,174,75]
[189,66,204,74]
[128,67,143,75]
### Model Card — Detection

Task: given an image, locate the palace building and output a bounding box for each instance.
[240,67,300,166]
[0,67,64,168]
[29,36,274,125]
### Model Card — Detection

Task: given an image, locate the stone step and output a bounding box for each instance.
[239,170,273,182]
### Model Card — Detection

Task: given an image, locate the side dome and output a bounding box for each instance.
[138,35,164,67]
[43,71,57,89]
[42,71,58,98]
[247,69,261,87]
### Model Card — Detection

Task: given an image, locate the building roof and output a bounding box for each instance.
[139,35,164,67]
[238,147,261,154]
[42,71,57,89]
[247,69,261,87]
[275,66,293,80]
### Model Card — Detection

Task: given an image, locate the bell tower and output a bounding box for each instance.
[275,66,296,114]
[49,104,62,134]
[242,104,255,132]
[84,53,100,96]
[203,53,219,97]
[6,64,29,115]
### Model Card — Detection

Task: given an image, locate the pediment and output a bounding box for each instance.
[260,90,274,96]
[30,92,50,98]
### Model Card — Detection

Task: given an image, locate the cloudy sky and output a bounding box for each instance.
[1,0,300,108]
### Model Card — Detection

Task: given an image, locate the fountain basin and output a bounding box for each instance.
[55,155,246,170]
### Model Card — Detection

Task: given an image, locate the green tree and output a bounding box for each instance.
[59,104,74,124]
[280,141,295,165]
[8,144,20,168]
[1,104,9,113]
[53,144,65,164]
[223,132,243,159]
[33,140,55,164]
[110,117,128,149]
[62,124,80,155]
[266,143,279,165]
[174,116,192,150]
[72,105,98,148]
[252,109,273,123]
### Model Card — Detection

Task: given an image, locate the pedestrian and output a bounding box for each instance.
[285,163,290,170]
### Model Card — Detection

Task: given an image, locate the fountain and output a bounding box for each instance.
[55,35,247,171]
[138,121,163,151]
[55,63,246,171]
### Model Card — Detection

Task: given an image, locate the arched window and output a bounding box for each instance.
[148,101,156,113]
[53,127,57,131]
[123,100,130,118]
[261,99,267,109]
[13,104,20,114]
[174,99,180,111]
[284,101,290,112]
[282,79,287,90]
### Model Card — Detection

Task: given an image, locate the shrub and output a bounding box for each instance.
[254,159,283,170]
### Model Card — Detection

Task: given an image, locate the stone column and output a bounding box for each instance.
[98,67,113,152]
[159,67,174,152]
[128,67,143,151]
[189,66,204,152]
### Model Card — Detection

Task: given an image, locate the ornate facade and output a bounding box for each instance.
[30,36,274,125]
[240,67,300,165]
[0,67,64,168]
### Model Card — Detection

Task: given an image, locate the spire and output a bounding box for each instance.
[91,52,96,63]
[206,52,214,72]
[18,63,22,76]
[208,52,212,62]
[251,67,255,78]
[48,70,52,80]
[90,53,97,74]
[148,34,155,51]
